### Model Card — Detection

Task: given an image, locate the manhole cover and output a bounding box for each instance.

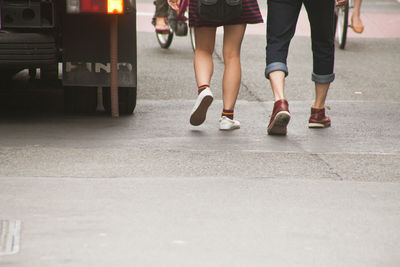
[0,220,21,256]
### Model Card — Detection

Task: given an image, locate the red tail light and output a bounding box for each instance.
[67,0,124,14]
[81,0,107,13]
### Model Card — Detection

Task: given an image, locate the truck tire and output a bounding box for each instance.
[64,86,97,113]
[102,87,137,115]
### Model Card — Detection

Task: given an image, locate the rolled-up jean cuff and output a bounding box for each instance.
[312,72,335,83]
[265,62,288,79]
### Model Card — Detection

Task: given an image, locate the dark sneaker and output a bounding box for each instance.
[308,107,331,128]
[268,99,291,135]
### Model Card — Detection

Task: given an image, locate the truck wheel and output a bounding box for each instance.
[64,86,97,113]
[102,87,137,115]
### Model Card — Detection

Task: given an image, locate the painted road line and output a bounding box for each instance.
[137,12,153,16]
[0,220,22,256]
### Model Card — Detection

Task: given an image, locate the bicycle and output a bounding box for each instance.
[335,0,353,49]
[152,0,196,51]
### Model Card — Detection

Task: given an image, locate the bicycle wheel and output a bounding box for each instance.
[335,2,349,49]
[156,31,174,49]
[189,27,196,52]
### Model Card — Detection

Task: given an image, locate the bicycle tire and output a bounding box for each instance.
[189,27,196,52]
[335,2,349,49]
[156,31,174,49]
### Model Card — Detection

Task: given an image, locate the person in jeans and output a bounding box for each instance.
[265,0,346,135]
[168,0,263,130]
[154,0,170,32]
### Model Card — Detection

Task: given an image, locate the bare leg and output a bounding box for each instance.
[222,24,246,110]
[351,0,364,33]
[313,82,330,108]
[268,70,286,101]
[155,17,168,30]
[190,27,216,126]
[309,82,331,128]
[267,70,290,135]
[194,27,217,87]
[154,0,169,30]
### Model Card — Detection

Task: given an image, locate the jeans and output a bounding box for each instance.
[265,0,336,83]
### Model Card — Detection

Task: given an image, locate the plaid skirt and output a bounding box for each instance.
[188,0,264,27]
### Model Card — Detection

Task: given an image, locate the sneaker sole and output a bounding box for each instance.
[268,111,291,135]
[308,122,331,128]
[190,95,213,126]
[219,124,240,131]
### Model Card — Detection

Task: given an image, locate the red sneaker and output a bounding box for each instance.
[308,107,331,128]
[268,99,291,135]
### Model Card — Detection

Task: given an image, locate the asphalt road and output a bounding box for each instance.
[1,0,400,266]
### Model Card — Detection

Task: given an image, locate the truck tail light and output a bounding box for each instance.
[108,0,123,14]
[81,0,107,13]
[66,0,123,14]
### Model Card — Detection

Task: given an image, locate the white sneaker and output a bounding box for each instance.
[219,116,240,131]
[190,87,213,126]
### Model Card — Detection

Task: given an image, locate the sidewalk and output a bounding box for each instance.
[0,2,399,266]
[1,98,399,267]
[136,2,400,38]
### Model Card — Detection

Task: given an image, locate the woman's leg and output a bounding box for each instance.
[155,17,168,30]
[194,27,217,87]
[189,27,216,126]
[222,24,246,110]
[154,0,169,30]
[352,0,364,33]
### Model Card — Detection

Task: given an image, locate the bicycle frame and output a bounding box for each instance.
[178,0,189,20]
[179,0,196,51]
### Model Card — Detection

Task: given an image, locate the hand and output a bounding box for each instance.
[168,0,181,11]
[336,0,347,7]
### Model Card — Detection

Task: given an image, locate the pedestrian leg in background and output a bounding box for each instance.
[154,0,170,32]
[351,0,364,33]
[304,0,335,128]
